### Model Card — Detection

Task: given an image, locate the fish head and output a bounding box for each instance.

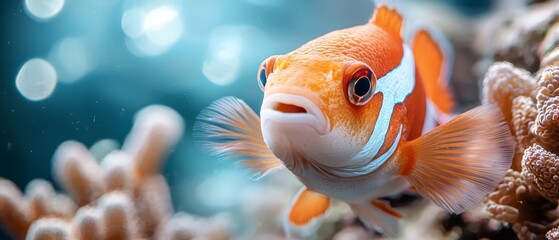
[258,25,401,173]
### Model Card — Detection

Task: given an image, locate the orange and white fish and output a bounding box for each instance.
[194,3,515,236]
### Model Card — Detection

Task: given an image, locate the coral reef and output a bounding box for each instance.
[0,105,230,240]
[485,170,559,239]
[478,1,559,238]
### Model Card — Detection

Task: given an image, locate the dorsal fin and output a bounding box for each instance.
[370,5,403,39]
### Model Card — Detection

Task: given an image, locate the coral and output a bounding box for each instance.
[484,170,558,240]
[522,144,559,201]
[513,96,539,169]
[478,5,559,237]
[0,179,31,239]
[0,105,231,240]
[482,62,538,170]
[154,213,231,240]
[475,1,559,72]
[482,62,537,125]
[535,67,559,149]
[26,218,73,240]
[52,141,105,206]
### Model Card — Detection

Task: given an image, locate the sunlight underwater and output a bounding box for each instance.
[5,0,559,240]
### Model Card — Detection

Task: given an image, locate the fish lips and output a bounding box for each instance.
[260,93,330,136]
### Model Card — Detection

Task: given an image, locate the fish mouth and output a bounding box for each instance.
[261,93,329,135]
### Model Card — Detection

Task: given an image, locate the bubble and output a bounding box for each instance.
[49,37,95,83]
[24,0,64,20]
[16,58,57,101]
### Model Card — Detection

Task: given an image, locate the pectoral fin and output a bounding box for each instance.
[398,104,515,213]
[194,97,284,180]
[284,187,330,237]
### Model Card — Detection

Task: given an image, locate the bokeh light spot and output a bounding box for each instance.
[16,58,57,101]
[143,6,183,46]
[202,57,240,86]
[24,0,64,20]
[121,8,145,39]
[49,37,95,84]
[122,5,183,57]
[203,26,246,86]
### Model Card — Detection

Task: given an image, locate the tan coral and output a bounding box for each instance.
[25,179,76,221]
[536,67,559,110]
[154,213,230,240]
[534,67,559,149]
[0,105,231,240]
[0,179,31,239]
[122,105,184,178]
[522,144,559,201]
[485,170,558,240]
[134,176,173,237]
[482,62,537,126]
[52,141,105,206]
[512,96,538,170]
[72,207,104,240]
[98,192,140,240]
[26,218,73,240]
[100,151,134,195]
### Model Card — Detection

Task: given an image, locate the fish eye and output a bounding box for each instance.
[345,63,376,106]
[257,55,278,91]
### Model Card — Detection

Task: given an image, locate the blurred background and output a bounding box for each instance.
[0,0,499,238]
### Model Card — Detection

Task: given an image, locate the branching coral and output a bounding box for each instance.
[482,62,537,125]
[534,67,559,150]
[485,170,558,240]
[0,105,230,240]
[523,144,559,201]
[479,3,559,237]
[513,96,539,170]
[481,64,559,240]
[482,62,538,170]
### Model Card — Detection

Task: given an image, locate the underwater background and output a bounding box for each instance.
[0,0,538,239]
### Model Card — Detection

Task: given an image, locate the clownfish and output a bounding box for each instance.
[194,3,515,236]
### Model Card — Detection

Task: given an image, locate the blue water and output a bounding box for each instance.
[0,0,493,238]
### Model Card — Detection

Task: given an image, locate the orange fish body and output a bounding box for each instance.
[195,4,515,237]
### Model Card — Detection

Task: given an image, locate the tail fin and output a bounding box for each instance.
[398,104,515,213]
[411,25,455,114]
